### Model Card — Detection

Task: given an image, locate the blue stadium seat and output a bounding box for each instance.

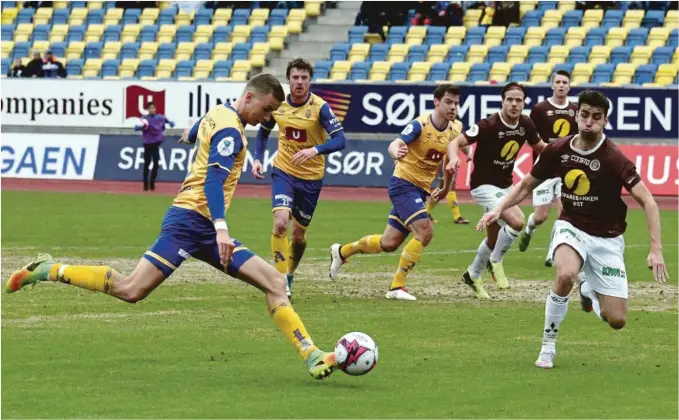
[642,10,665,28]
[137,59,157,78]
[651,46,673,65]
[120,42,140,59]
[388,62,408,81]
[313,60,331,79]
[231,9,250,26]
[269,9,288,26]
[330,43,350,61]
[348,26,367,44]
[428,61,451,81]
[1,24,13,40]
[139,25,158,43]
[634,64,658,84]
[212,59,233,78]
[610,46,632,65]
[231,42,251,61]
[486,45,508,64]
[369,44,389,61]
[602,10,623,29]
[85,42,103,59]
[52,8,70,25]
[12,41,30,60]
[568,46,591,63]
[16,8,35,24]
[626,28,649,47]
[101,59,120,77]
[157,42,177,59]
[465,26,486,45]
[349,61,370,80]
[122,8,141,25]
[194,8,213,25]
[552,63,574,75]
[103,25,122,42]
[509,63,532,82]
[174,59,194,78]
[194,42,212,60]
[561,10,583,29]
[251,26,269,43]
[386,26,406,44]
[407,45,428,64]
[527,46,549,64]
[1,1,18,9]
[87,9,104,25]
[32,24,50,41]
[521,10,542,27]
[67,25,86,42]
[544,28,566,47]
[504,27,525,46]
[176,25,195,43]
[425,26,446,46]
[468,62,491,82]
[158,6,177,25]
[71,1,87,9]
[592,64,614,84]
[66,58,83,76]
[669,29,679,48]
[212,26,232,43]
[537,1,557,12]
[1,57,10,76]
[448,45,469,63]
[49,41,66,57]
[584,28,607,47]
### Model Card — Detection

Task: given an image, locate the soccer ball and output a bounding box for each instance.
[334,332,378,376]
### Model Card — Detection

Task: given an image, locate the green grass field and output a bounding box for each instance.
[2,190,677,419]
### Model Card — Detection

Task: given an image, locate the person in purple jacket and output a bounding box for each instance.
[134,102,175,191]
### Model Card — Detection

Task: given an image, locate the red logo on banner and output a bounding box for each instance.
[125,85,166,119]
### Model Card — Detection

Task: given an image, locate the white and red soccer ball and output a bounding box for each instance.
[334,332,378,376]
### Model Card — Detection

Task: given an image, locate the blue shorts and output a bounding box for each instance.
[387,176,430,234]
[271,167,323,228]
[144,206,255,277]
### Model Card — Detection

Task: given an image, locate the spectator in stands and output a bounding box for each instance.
[492,1,519,27]
[24,51,44,78]
[22,1,53,8]
[7,58,26,78]
[41,50,67,78]
[479,1,496,26]
[411,1,437,25]
[115,1,155,9]
[576,1,616,10]
[134,102,175,191]
[356,1,411,41]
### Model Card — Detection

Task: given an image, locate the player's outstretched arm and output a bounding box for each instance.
[446,134,467,174]
[178,118,201,144]
[477,174,541,231]
[432,156,453,202]
[629,181,669,283]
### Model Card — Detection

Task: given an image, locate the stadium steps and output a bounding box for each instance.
[260,1,360,79]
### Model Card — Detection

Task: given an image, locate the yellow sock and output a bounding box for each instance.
[48,263,115,293]
[391,238,424,289]
[425,200,434,214]
[271,233,289,275]
[340,234,383,259]
[447,191,462,220]
[270,302,317,360]
[287,240,307,275]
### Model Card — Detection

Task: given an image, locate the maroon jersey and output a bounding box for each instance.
[531,135,642,238]
[464,113,540,189]
[530,99,579,163]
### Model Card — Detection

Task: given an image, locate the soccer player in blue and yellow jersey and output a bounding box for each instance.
[6,74,339,380]
[329,84,463,301]
[251,58,346,299]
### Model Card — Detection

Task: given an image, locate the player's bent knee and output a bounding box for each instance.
[605,313,626,330]
[555,269,578,288]
[273,219,288,236]
[118,283,151,303]
[381,238,401,253]
[415,227,433,246]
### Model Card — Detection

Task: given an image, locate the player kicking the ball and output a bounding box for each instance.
[446,82,546,298]
[6,74,339,380]
[477,90,669,369]
[329,84,463,301]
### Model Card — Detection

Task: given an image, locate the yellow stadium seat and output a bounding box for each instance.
[463,9,482,28]
[564,27,586,47]
[349,43,370,63]
[408,61,432,82]
[212,42,233,60]
[655,63,679,85]
[138,42,158,60]
[66,41,85,59]
[647,27,670,49]
[427,44,448,63]
[87,1,103,9]
[120,24,140,43]
[175,42,195,60]
[630,45,652,65]
[449,62,471,83]
[572,63,593,84]
[32,40,49,53]
[34,7,53,24]
[286,19,303,35]
[270,25,288,38]
[582,9,604,29]
[485,26,506,47]
[548,45,570,64]
[140,8,159,25]
[250,8,270,22]
[524,27,546,47]
[175,9,194,26]
[155,58,176,78]
[232,59,251,73]
[541,9,563,30]
[14,23,33,42]
[119,58,139,78]
[641,82,660,88]
[507,45,528,64]
[490,62,511,82]
[606,27,629,49]
[330,60,351,81]
[519,1,536,19]
[212,9,232,25]
[530,62,554,83]
[1,41,14,58]
[388,43,409,63]
[54,1,69,8]
[231,25,252,43]
[665,10,678,28]
[194,59,214,74]
[69,8,88,24]
[49,24,69,43]
[250,42,270,67]
[157,24,177,44]
[104,8,123,26]
[613,63,636,84]
[558,0,575,11]
[406,26,426,45]
[589,45,611,65]
[370,61,391,81]
[84,24,104,43]
[102,41,122,60]
[194,25,214,43]
[622,9,644,28]
[445,26,466,46]
[288,8,307,22]
[305,1,322,18]
[2,8,18,25]
[673,47,679,64]
[82,58,103,78]
[467,44,488,65]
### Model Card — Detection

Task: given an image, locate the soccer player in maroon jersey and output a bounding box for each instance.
[519,70,579,266]
[446,82,547,298]
[477,90,669,369]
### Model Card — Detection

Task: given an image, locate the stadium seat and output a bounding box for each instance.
[157,24,177,44]
[211,42,232,60]
[120,42,139,59]
[530,62,553,83]
[522,10,542,28]
[524,27,546,47]
[561,10,582,29]
[610,46,632,65]
[230,42,250,61]
[489,62,511,82]
[548,45,569,64]
[623,9,644,28]
[14,23,33,42]
[544,28,566,47]
[388,62,408,81]
[387,26,406,44]
[468,62,491,82]
[445,26,466,46]
[52,8,70,25]
[655,63,678,84]
[122,8,141,25]
[194,42,212,61]
[211,8,232,26]
[369,43,389,62]
[66,41,85,59]
[647,27,670,48]
[32,24,50,42]
[193,59,214,79]
[102,24,121,42]
[231,9,250,26]
[212,26,232,44]
[463,8,483,28]
[1,40,13,59]
[16,8,35,25]
[176,24,194,43]
[484,26,506,47]
[572,62,593,84]
[527,46,549,64]
[104,8,123,26]
[121,23,140,43]
[329,60,350,80]
[642,10,665,28]
[155,58,176,78]
[487,45,508,65]
[211,59,232,79]
[405,25,426,46]
[651,46,673,65]
[428,62,451,81]
[268,9,288,27]
[425,26,445,46]
[630,45,652,65]
[541,9,563,30]
[462,45,484,64]
[66,58,84,76]
[407,44,428,64]
[140,8,160,25]
[388,43,409,63]
[101,41,121,59]
[1,57,10,74]
[602,9,623,29]
[230,25,251,44]
[465,26,486,45]
[426,44,448,63]
[626,28,648,47]
[537,1,557,12]
[669,29,679,48]
[613,63,636,84]
[174,59,194,78]
[504,26,526,46]
[665,11,678,29]
[330,43,349,61]
[606,27,629,48]
[347,26,367,44]
[194,25,214,43]
[508,63,532,82]
[591,63,614,84]
[101,58,119,77]
[50,41,67,58]
[82,58,103,77]
[349,60,370,80]
[369,60,390,81]
[86,9,105,26]
[139,24,158,43]
[449,62,471,83]
[582,9,604,30]
[118,57,139,78]
[250,8,270,27]
[552,63,574,75]
[408,61,431,81]
[634,64,657,84]
[2,23,14,40]
[565,26,586,47]
[507,44,528,64]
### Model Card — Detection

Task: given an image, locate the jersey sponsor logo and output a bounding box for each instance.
[285,127,308,142]
[569,109,575,117]
[217,137,235,156]
[602,266,626,278]
[125,85,165,119]
[424,148,445,162]
[564,169,590,195]
[178,248,191,259]
[466,124,480,137]
[589,159,601,171]
[500,140,520,161]
[553,118,571,137]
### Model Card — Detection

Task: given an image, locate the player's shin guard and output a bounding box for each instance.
[340,234,383,260]
[469,239,492,278]
[446,191,462,220]
[271,233,289,275]
[543,290,569,344]
[490,225,520,263]
[48,264,115,293]
[287,240,307,275]
[270,302,317,360]
[391,239,423,289]
[526,213,537,235]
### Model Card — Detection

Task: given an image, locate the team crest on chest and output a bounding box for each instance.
[305,109,312,118]
[589,159,601,171]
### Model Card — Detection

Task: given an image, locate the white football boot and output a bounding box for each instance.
[535,343,556,369]
[385,287,417,301]
[328,243,345,280]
